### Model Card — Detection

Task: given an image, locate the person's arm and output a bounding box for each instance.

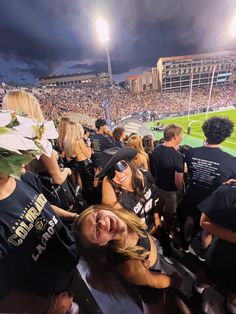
[78,139,91,159]
[223,179,236,186]
[174,151,184,191]
[0,290,73,314]
[153,211,162,229]
[102,177,121,208]
[40,150,71,185]
[184,162,188,173]
[175,172,183,191]
[51,205,77,222]
[200,213,236,244]
[142,154,149,170]
[117,259,180,289]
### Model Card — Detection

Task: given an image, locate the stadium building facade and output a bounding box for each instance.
[127,68,158,94]
[157,50,236,92]
[39,72,110,88]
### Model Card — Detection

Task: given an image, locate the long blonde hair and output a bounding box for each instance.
[127,134,147,156]
[73,204,149,261]
[73,204,149,293]
[58,117,70,150]
[63,121,84,157]
[2,90,44,122]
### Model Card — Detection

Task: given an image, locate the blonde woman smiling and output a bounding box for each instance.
[73,205,182,314]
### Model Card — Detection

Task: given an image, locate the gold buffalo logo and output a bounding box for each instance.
[35,217,46,231]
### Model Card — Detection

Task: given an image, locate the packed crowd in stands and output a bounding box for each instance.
[1,83,236,123]
[0,88,236,314]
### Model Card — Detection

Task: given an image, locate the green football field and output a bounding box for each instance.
[148,109,236,156]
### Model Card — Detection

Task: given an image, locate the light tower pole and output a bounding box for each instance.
[96,18,113,85]
[105,46,113,85]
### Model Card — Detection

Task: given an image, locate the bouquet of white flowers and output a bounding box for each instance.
[0,110,58,178]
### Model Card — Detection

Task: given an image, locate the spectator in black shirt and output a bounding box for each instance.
[91,119,114,168]
[198,180,236,313]
[183,116,236,259]
[113,127,126,148]
[151,124,184,233]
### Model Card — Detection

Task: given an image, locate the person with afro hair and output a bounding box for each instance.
[180,116,236,260]
[202,116,234,145]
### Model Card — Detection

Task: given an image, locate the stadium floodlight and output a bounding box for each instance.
[96,17,113,85]
[96,18,110,43]
[229,15,236,37]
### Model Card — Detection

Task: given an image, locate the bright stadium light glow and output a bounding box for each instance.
[229,15,236,37]
[96,18,110,43]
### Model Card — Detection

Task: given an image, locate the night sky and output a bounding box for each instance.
[0,0,236,84]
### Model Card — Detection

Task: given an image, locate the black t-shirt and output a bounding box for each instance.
[91,133,114,167]
[114,171,159,231]
[198,185,236,291]
[185,147,236,204]
[0,172,79,298]
[151,144,184,191]
[114,141,125,149]
[198,184,236,232]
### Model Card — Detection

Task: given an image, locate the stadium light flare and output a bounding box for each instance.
[95,17,113,85]
[229,15,236,37]
[96,18,110,43]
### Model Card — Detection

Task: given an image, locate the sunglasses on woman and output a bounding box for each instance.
[107,160,128,179]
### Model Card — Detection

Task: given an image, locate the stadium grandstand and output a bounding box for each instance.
[157,50,236,92]
[39,72,110,88]
[1,80,236,124]
[127,50,236,93]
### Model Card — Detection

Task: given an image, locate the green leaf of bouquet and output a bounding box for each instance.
[34,141,46,153]
[0,127,10,135]
[6,115,20,128]
[0,150,34,179]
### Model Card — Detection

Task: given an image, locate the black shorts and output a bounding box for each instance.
[138,285,165,304]
[205,238,236,293]
[137,270,165,304]
[181,194,201,227]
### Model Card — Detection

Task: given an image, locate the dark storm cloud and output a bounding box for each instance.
[70,59,134,74]
[0,0,236,79]
[11,64,47,78]
[111,0,236,66]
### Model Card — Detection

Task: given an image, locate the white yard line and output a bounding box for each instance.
[190,132,236,145]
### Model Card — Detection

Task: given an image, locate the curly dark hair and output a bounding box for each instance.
[202,116,234,145]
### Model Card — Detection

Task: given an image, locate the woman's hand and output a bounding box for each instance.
[223,178,236,185]
[48,292,73,314]
[63,167,72,177]
[153,213,162,230]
